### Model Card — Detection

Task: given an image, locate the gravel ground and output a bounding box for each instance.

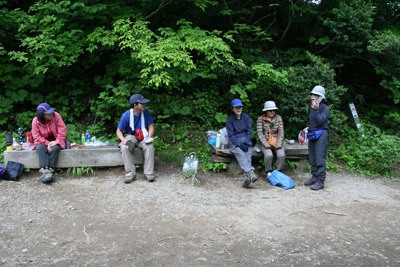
[1,164,400,266]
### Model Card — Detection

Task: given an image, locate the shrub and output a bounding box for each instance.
[336,124,400,177]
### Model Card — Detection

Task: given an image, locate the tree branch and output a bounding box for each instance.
[252,12,276,26]
[223,0,235,30]
[314,35,337,55]
[270,0,294,51]
[143,0,172,21]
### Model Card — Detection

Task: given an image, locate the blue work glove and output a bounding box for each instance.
[239,143,249,152]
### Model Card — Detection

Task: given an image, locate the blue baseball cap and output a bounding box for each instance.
[231,99,244,108]
[37,103,56,115]
[129,94,150,106]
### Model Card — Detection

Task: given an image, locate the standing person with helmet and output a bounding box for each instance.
[32,103,67,184]
[116,94,155,183]
[304,86,330,190]
[257,101,285,178]
[226,99,257,187]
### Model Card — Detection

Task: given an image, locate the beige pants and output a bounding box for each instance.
[120,134,154,178]
[259,144,285,172]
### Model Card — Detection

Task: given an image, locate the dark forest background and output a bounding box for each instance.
[1,0,399,176]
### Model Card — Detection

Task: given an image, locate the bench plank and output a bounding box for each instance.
[4,144,143,169]
[210,142,309,163]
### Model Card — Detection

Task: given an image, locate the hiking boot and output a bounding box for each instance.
[249,170,258,183]
[304,176,318,186]
[39,167,54,184]
[310,177,324,190]
[266,171,273,178]
[243,172,251,188]
[124,175,136,184]
[145,174,155,182]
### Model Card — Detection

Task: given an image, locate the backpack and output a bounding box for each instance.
[2,161,24,181]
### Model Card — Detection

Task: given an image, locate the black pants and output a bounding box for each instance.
[36,144,61,169]
[308,130,329,180]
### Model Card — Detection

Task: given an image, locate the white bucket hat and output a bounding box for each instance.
[262,101,278,111]
[309,85,326,99]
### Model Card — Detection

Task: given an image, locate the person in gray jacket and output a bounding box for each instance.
[304,86,330,190]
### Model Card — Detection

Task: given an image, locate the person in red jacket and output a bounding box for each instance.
[31,103,67,183]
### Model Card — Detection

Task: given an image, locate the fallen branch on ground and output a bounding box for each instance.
[324,211,347,216]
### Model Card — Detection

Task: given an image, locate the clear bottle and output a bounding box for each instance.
[12,138,18,149]
[81,133,86,144]
[85,130,90,142]
[216,133,221,148]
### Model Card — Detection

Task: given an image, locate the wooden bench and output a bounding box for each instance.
[210,142,309,175]
[3,143,143,169]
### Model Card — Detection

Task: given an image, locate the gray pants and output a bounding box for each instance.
[120,134,155,178]
[308,130,329,180]
[36,144,61,169]
[259,144,285,172]
[229,137,254,173]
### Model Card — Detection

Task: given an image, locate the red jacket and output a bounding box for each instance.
[32,112,67,149]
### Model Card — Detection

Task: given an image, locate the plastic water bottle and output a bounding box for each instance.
[12,138,18,149]
[85,130,90,142]
[216,133,221,148]
[81,133,86,144]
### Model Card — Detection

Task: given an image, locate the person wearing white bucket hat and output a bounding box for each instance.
[257,101,285,177]
[304,85,330,190]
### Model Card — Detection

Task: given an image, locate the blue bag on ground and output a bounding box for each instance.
[268,170,295,189]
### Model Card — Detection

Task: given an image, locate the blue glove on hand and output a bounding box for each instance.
[239,143,249,152]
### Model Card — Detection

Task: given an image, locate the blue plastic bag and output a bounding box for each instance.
[268,170,295,189]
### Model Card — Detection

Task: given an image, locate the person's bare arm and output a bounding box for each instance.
[147,124,154,140]
[116,128,127,145]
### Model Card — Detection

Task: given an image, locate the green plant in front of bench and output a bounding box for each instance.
[211,162,227,172]
[284,160,299,171]
[183,169,200,186]
[197,146,228,173]
[0,131,6,165]
[67,167,95,178]
[257,159,265,170]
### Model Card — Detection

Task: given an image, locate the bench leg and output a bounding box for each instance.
[227,158,243,176]
[293,159,308,176]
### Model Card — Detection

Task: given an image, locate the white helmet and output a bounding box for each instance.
[309,85,326,99]
[262,101,278,111]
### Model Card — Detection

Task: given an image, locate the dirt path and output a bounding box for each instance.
[1,166,400,266]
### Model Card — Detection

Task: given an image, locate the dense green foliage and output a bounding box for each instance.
[335,125,400,177]
[1,0,399,176]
